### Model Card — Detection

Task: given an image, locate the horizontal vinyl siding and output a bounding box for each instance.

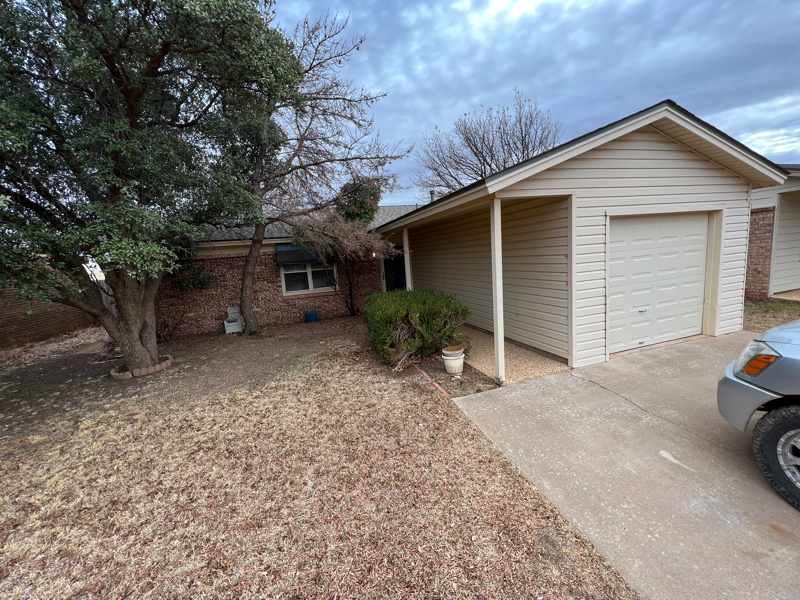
[409,199,569,358]
[410,210,494,331]
[773,191,800,293]
[751,177,800,210]
[506,125,750,367]
[501,198,569,357]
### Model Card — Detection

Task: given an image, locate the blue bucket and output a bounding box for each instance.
[305,311,318,323]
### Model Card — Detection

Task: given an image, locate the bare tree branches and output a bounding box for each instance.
[237,13,410,333]
[413,89,562,198]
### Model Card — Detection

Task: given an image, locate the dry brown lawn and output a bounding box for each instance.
[743,299,800,333]
[0,319,638,599]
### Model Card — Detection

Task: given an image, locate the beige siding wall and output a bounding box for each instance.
[504,126,750,367]
[409,198,570,358]
[501,197,569,357]
[751,176,800,210]
[411,208,493,331]
[772,191,800,293]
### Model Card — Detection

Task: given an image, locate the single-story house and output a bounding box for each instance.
[375,99,789,380]
[745,164,800,299]
[154,205,416,336]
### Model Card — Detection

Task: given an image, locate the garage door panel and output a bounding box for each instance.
[609,213,708,352]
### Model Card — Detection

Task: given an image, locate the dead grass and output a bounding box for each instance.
[744,299,800,333]
[0,331,638,599]
[0,327,110,375]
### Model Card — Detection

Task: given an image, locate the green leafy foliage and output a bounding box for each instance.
[362,290,471,370]
[0,0,302,305]
[337,177,380,224]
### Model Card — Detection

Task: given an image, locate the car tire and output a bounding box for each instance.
[752,406,800,511]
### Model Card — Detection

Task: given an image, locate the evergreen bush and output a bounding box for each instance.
[362,290,471,370]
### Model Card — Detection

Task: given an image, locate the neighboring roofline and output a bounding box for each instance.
[376,99,791,232]
[201,204,419,243]
[198,236,292,246]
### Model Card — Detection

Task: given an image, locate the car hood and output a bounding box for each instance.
[757,319,800,346]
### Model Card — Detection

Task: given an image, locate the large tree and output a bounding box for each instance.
[233,14,410,334]
[413,90,562,198]
[0,0,301,370]
[295,177,385,317]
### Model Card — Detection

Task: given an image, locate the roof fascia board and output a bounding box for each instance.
[375,184,490,232]
[199,237,291,248]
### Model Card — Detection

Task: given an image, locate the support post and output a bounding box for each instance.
[490,198,505,382]
[402,227,413,291]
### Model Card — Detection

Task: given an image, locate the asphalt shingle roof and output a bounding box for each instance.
[203,205,418,243]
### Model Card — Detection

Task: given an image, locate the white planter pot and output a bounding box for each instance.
[224,319,243,334]
[442,352,465,375]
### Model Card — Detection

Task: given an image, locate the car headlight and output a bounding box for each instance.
[735,340,781,376]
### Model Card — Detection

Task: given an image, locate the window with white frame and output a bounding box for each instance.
[281,263,336,294]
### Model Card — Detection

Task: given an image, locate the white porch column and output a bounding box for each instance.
[402,227,414,291]
[490,198,505,382]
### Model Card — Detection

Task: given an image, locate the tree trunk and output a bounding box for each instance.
[241,222,266,335]
[347,268,357,315]
[59,266,164,372]
[100,270,162,371]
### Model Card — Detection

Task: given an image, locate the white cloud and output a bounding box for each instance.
[705,95,800,160]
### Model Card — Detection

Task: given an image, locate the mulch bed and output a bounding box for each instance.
[0,318,639,599]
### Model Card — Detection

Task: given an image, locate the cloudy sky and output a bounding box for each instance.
[275,0,800,205]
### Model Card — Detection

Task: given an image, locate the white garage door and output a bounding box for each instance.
[772,192,800,294]
[608,213,708,353]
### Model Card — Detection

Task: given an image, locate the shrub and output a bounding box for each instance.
[362,289,471,370]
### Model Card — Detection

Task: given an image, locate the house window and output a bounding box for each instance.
[281,263,336,294]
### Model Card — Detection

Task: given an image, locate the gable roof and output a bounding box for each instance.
[377,99,790,232]
[204,204,418,243]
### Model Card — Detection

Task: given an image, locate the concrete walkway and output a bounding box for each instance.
[456,331,800,600]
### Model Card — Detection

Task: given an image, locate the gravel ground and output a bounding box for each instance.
[0,319,638,599]
[771,289,800,302]
[459,325,570,384]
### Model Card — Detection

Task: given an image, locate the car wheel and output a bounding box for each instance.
[752,406,800,511]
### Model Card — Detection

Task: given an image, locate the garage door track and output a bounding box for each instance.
[456,331,800,600]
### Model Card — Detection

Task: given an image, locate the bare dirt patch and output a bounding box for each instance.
[0,317,638,599]
[744,299,800,333]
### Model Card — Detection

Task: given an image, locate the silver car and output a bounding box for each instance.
[718,319,800,510]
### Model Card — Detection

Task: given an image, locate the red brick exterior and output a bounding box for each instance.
[745,207,776,300]
[155,253,382,336]
[0,288,95,349]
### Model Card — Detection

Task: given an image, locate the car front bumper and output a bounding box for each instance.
[717,361,783,431]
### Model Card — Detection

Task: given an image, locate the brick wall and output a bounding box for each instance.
[745,207,775,300]
[155,253,382,336]
[0,288,95,349]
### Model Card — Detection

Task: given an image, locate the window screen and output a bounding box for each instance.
[281,263,336,293]
[283,264,310,292]
[311,267,335,289]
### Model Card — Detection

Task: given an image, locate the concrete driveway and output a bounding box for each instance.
[456,331,800,600]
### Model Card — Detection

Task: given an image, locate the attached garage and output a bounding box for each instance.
[773,191,800,293]
[608,212,708,353]
[746,166,800,299]
[377,100,789,378]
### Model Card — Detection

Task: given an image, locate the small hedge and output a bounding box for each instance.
[362,289,471,370]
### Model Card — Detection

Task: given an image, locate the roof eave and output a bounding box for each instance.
[375,182,490,233]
